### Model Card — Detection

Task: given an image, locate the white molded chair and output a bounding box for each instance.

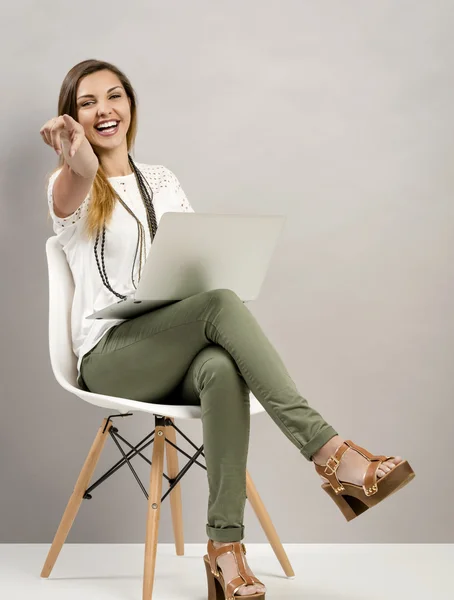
[41,235,295,599]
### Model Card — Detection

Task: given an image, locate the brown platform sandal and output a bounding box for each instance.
[203,539,266,600]
[313,440,415,522]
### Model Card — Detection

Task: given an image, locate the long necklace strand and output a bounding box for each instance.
[93,155,158,300]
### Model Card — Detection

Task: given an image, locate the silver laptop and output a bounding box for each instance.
[86,212,286,320]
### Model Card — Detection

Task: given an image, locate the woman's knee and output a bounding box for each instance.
[203,288,242,307]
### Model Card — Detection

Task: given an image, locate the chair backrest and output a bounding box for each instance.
[45,236,80,390]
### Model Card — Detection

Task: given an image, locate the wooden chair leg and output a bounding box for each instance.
[40,418,113,578]
[165,417,184,556]
[143,420,166,600]
[246,469,295,578]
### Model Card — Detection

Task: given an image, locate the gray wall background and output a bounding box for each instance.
[1,1,453,543]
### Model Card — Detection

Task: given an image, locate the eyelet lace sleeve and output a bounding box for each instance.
[124,163,195,212]
[166,167,194,213]
[46,167,91,234]
[138,163,194,213]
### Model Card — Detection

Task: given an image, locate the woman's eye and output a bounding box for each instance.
[81,94,121,107]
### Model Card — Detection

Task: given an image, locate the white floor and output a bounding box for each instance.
[0,543,450,599]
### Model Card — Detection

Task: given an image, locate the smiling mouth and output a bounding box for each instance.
[94,121,120,135]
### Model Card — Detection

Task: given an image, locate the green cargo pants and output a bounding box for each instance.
[78,288,338,542]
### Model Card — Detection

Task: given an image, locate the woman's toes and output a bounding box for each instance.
[239,585,258,595]
[385,459,400,470]
[251,586,265,595]
[377,457,402,478]
[377,465,389,477]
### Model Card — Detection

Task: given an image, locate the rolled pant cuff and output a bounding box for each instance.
[300,426,338,461]
[206,524,244,542]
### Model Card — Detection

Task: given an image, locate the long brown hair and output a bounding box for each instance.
[46,59,139,239]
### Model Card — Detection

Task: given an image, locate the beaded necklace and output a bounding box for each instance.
[93,154,158,300]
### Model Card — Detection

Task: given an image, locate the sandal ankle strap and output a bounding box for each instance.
[313,440,350,494]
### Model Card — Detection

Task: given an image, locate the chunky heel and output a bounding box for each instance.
[204,557,224,600]
[314,440,415,522]
[322,482,369,521]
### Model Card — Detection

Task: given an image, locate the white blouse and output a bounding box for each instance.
[46,162,194,378]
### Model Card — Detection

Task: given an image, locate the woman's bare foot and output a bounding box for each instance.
[312,435,403,487]
[211,540,266,596]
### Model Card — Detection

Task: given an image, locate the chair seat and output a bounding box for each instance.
[67,379,265,419]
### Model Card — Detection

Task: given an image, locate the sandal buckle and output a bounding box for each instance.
[324,456,340,476]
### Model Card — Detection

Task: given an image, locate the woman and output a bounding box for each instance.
[41,59,415,599]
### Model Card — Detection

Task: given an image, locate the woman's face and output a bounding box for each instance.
[75,69,131,152]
